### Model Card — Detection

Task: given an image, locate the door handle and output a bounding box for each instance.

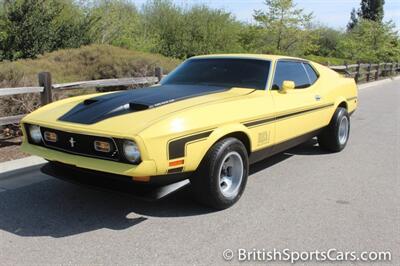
[315,95,322,101]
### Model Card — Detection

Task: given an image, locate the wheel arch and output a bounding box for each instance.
[332,97,348,117]
[337,100,348,110]
[184,124,253,171]
[214,131,251,156]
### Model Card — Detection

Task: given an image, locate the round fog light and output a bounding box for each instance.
[123,140,141,163]
[29,125,42,144]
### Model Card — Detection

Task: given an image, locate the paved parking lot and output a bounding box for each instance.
[0,79,398,265]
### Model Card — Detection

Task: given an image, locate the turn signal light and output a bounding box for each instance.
[94,141,111,153]
[44,131,58,142]
[169,159,184,167]
[132,176,150,182]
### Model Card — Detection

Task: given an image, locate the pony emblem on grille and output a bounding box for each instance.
[69,137,76,148]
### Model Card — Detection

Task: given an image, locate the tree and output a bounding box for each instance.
[359,0,385,22]
[312,26,343,58]
[50,0,90,50]
[0,0,87,60]
[347,0,385,30]
[140,0,185,58]
[0,2,7,59]
[339,19,400,62]
[141,0,241,59]
[253,0,317,55]
[347,8,358,31]
[180,5,241,57]
[238,25,265,53]
[86,0,141,48]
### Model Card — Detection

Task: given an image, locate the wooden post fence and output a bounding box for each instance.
[390,62,394,76]
[38,72,52,105]
[354,61,361,83]
[366,63,371,82]
[155,67,163,82]
[0,67,164,126]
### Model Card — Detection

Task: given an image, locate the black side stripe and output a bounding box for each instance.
[168,130,213,159]
[244,117,275,127]
[243,103,334,128]
[347,97,357,101]
[275,103,334,120]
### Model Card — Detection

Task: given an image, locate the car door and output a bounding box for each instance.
[270,60,328,145]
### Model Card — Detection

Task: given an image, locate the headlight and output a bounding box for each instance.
[29,125,42,144]
[123,140,141,163]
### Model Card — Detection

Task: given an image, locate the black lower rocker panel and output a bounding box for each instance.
[249,128,323,164]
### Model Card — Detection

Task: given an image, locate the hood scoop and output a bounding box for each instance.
[83,99,99,105]
[58,84,229,124]
[129,102,150,111]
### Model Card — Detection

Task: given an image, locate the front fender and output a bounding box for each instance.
[184,123,252,171]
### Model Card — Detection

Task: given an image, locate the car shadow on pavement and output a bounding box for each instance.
[250,152,293,175]
[0,139,325,238]
[285,138,331,156]
[0,176,214,238]
[250,138,328,174]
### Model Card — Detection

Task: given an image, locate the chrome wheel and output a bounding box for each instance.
[218,151,244,199]
[338,116,349,145]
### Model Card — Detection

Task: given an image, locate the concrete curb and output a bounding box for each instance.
[0,156,46,175]
[358,76,399,90]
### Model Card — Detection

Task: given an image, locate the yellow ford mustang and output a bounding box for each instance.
[21,54,357,209]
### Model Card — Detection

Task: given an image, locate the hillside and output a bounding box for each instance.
[0,45,181,119]
[0,45,180,88]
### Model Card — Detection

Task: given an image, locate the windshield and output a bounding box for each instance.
[161,58,270,90]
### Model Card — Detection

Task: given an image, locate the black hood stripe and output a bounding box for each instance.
[58,85,229,124]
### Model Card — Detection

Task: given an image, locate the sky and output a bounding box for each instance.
[130,0,400,30]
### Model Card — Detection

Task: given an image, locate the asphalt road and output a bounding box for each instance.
[0,79,399,265]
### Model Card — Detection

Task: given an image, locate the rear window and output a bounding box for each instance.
[162,58,270,90]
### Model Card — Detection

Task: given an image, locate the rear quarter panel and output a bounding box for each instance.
[313,63,358,118]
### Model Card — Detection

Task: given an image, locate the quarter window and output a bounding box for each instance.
[303,63,319,84]
[272,61,315,90]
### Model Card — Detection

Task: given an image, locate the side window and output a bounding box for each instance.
[303,63,318,84]
[272,61,310,90]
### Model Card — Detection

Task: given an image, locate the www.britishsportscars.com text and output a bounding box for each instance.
[222,248,392,263]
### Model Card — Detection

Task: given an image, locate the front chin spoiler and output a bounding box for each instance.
[41,162,192,201]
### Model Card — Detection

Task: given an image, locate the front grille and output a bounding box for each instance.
[38,126,121,162]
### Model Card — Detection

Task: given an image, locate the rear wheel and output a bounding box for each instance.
[190,138,249,210]
[318,107,350,152]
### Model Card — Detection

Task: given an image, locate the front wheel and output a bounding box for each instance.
[190,138,249,210]
[318,107,350,152]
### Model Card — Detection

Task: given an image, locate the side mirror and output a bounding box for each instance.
[280,80,295,93]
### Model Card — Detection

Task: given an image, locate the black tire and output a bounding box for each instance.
[190,138,249,210]
[318,107,350,152]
